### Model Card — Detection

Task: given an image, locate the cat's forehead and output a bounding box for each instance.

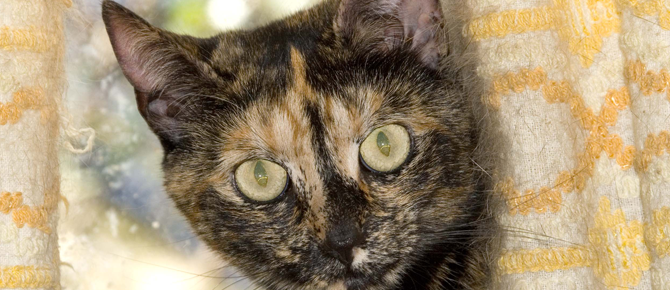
[215,45,447,165]
[204,8,333,90]
[219,48,380,170]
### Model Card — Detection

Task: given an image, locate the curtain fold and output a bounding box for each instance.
[453,0,670,288]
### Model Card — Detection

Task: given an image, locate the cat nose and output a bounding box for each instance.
[324,220,363,266]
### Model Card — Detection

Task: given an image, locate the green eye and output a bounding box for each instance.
[235,159,287,202]
[360,124,411,172]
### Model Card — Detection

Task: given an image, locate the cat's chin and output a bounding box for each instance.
[323,275,400,290]
[322,263,406,290]
[322,279,389,290]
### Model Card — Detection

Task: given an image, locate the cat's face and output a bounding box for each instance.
[103,0,492,289]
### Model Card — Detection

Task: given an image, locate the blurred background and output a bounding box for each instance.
[60,0,319,289]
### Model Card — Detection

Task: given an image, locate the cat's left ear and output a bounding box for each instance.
[335,0,443,69]
[102,0,218,150]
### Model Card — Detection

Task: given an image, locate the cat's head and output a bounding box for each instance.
[103,0,490,289]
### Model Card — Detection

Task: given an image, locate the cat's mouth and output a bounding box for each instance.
[323,251,405,290]
[328,271,400,290]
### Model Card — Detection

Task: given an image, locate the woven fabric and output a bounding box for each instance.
[0,0,70,289]
[458,0,670,289]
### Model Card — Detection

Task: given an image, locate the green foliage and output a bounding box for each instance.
[164,0,215,36]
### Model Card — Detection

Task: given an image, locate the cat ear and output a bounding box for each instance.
[335,0,443,68]
[102,0,211,150]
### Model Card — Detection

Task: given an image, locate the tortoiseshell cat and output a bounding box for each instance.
[102,0,497,289]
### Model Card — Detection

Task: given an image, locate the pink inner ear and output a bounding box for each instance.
[400,0,442,68]
[112,31,145,88]
[103,1,161,93]
[109,28,159,93]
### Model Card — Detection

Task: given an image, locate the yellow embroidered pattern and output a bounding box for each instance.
[467,0,669,286]
[499,197,651,289]
[0,191,51,234]
[617,0,670,29]
[488,67,634,215]
[589,197,650,288]
[636,131,670,171]
[0,192,23,214]
[626,59,670,102]
[0,266,53,288]
[12,205,50,234]
[467,0,620,66]
[498,246,591,274]
[467,7,556,39]
[0,87,45,125]
[496,178,562,215]
[0,26,53,53]
[646,207,670,257]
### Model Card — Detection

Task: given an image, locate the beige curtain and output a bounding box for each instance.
[0,0,70,288]
[451,0,670,289]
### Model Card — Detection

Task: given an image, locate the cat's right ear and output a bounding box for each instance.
[334,0,443,69]
[102,0,209,150]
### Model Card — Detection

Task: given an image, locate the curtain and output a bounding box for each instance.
[454,0,670,288]
[0,0,70,288]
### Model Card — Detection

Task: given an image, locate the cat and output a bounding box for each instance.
[102,0,498,289]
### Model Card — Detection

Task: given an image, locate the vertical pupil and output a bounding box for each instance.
[254,161,268,187]
[376,131,391,156]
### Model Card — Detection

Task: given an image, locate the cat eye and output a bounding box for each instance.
[234,159,288,202]
[359,124,411,172]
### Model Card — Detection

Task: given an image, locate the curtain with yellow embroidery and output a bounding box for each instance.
[454,0,670,288]
[0,0,70,288]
